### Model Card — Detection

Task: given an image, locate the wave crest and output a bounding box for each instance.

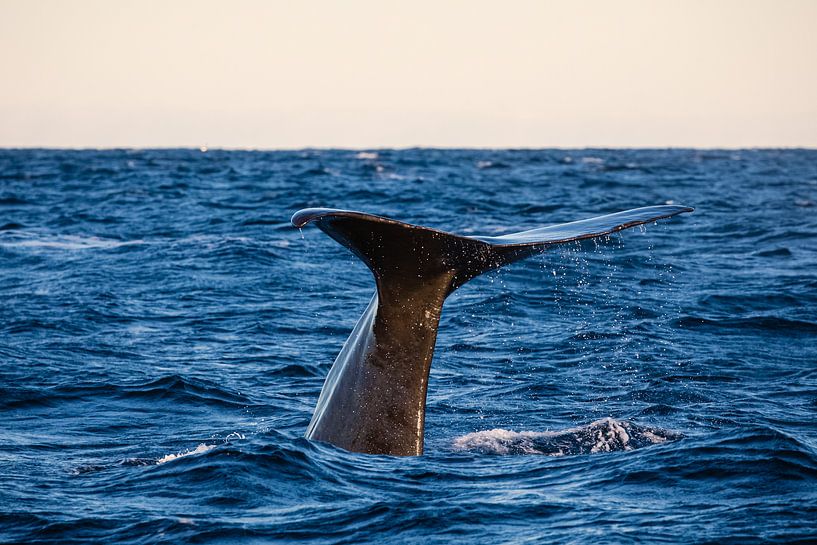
[452,418,681,455]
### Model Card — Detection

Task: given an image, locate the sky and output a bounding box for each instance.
[1,0,815,149]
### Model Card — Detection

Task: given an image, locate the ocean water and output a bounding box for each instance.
[1,148,816,544]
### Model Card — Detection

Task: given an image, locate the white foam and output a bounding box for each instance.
[452,428,551,455]
[452,418,673,456]
[0,234,144,250]
[355,151,379,160]
[156,443,216,465]
[126,325,158,335]
[381,172,409,180]
[589,418,631,453]
[641,430,668,444]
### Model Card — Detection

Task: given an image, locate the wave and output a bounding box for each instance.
[156,443,217,464]
[676,315,817,334]
[630,425,817,484]
[0,233,145,250]
[476,160,510,170]
[72,433,248,475]
[0,375,253,411]
[452,418,680,455]
[754,247,793,258]
[0,195,30,205]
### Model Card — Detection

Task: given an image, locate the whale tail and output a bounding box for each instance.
[292,205,692,455]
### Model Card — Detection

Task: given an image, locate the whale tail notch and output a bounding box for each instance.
[292,205,693,455]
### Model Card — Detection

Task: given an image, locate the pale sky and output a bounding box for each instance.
[1,0,815,148]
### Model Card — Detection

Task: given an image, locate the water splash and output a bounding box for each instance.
[156,443,216,464]
[452,418,680,455]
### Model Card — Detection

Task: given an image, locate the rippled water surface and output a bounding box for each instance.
[1,149,816,544]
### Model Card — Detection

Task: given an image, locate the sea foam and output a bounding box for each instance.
[452,418,679,456]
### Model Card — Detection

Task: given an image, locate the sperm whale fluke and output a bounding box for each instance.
[293,205,693,456]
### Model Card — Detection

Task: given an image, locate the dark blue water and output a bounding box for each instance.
[1,148,816,544]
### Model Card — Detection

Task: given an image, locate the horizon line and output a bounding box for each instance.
[1,145,815,152]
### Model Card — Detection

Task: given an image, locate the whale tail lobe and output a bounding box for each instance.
[292,205,692,455]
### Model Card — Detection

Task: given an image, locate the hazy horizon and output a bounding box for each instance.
[2,0,816,149]
[2,144,815,151]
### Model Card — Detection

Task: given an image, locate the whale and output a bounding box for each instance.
[292,205,693,456]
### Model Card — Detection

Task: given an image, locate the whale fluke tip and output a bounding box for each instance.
[291,208,338,228]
